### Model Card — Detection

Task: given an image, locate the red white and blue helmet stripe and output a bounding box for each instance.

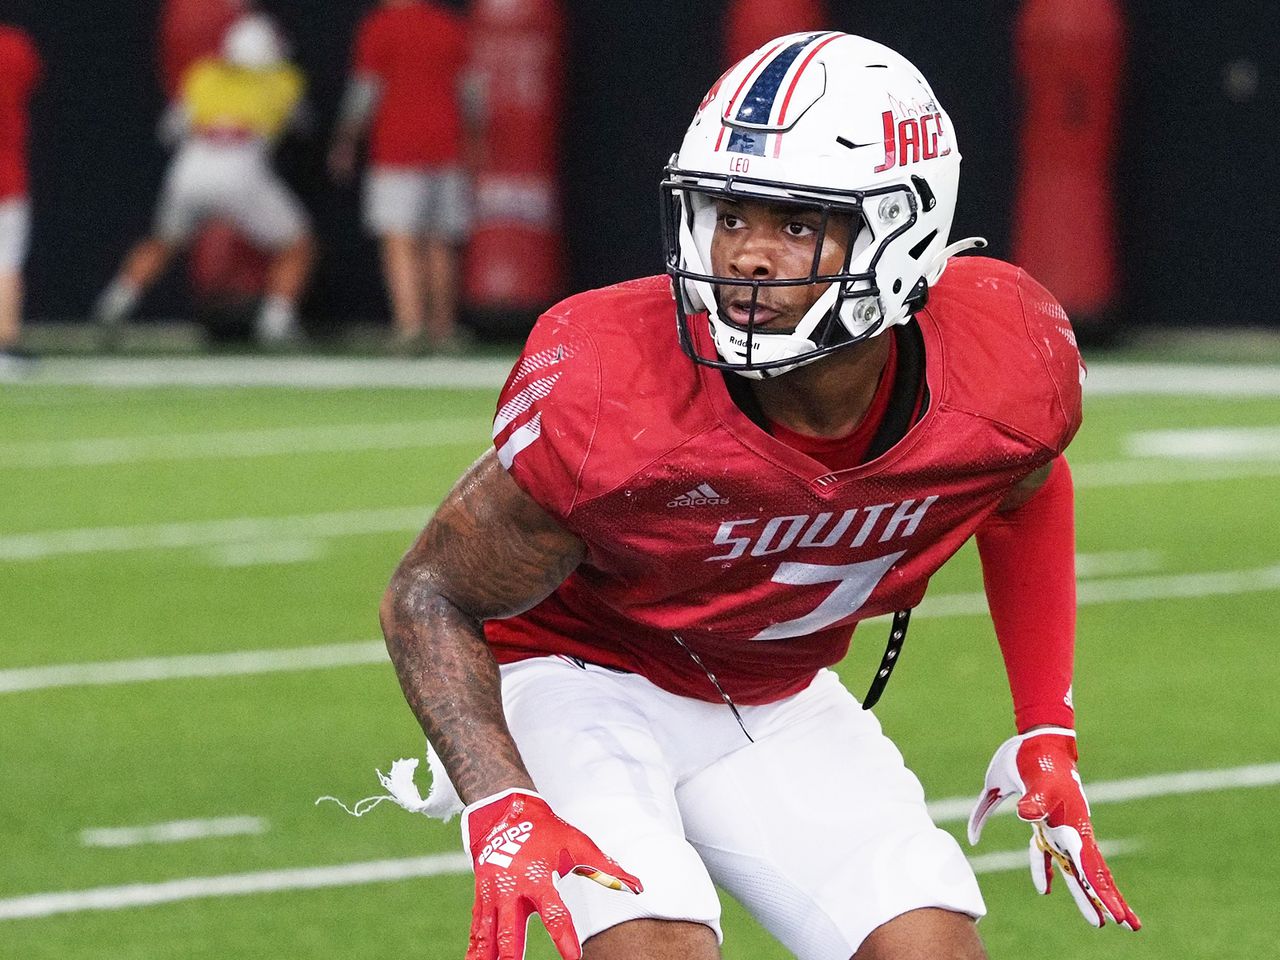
[718,31,843,157]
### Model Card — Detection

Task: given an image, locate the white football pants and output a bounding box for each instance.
[433,656,986,959]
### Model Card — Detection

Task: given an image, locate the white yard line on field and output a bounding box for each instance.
[18,357,517,391]
[915,563,1280,618]
[4,438,1277,488]
[1078,566,1280,603]
[925,763,1280,823]
[11,357,1280,394]
[4,442,1276,564]
[4,555,1278,696]
[0,421,488,468]
[1073,458,1280,487]
[965,839,1138,874]
[205,539,325,568]
[1125,427,1280,461]
[1083,364,1280,396]
[9,746,1273,924]
[0,506,433,562]
[0,642,386,694]
[0,391,136,408]
[0,853,472,921]
[0,839,1150,921]
[81,817,268,848]
[1073,549,1161,577]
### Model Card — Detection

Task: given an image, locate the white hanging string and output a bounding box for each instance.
[316,757,433,817]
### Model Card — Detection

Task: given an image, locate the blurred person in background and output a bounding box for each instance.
[0,22,41,373]
[329,0,478,355]
[93,13,314,348]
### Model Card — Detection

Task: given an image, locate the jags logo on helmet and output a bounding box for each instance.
[660,32,984,379]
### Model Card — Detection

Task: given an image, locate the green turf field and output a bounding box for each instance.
[2,357,1278,959]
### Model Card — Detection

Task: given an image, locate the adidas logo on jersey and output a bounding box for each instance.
[668,483,729,507]
[477,820,534,869]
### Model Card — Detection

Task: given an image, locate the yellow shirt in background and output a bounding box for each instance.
[182,59,304,140]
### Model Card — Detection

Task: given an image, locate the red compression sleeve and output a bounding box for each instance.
[976,455,1077,732]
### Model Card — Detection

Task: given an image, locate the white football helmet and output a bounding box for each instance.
[661,32,983,378]
[223,14,286,70]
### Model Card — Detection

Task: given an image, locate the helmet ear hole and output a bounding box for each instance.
[908,229,938,261]
[911,176,936,212]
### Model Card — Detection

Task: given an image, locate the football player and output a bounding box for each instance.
[0,21,41,372]
[378,32,1139,960]
[93,14,313,347]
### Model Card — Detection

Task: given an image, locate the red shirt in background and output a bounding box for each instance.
[353,1,469,168]
[0,25,42,200]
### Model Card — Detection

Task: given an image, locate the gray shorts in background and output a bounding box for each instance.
[0,197,32,271]
[363,166,472,241]
[155,141,309,252]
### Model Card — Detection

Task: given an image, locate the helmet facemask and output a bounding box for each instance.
[661,169,921,379]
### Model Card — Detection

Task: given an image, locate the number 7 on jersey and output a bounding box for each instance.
[752,551,906,641]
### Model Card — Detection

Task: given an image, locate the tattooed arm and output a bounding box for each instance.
[379,449,585,804]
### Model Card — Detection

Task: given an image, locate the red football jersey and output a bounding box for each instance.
[486,258,1084,705]
[0,25,41,200]
[353,1,469,168]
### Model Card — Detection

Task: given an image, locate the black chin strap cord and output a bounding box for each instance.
[862,608,911,710]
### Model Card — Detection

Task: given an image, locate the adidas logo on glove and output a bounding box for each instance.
[477,820,535,868]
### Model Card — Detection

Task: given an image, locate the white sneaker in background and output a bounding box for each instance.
[255,295,305,347]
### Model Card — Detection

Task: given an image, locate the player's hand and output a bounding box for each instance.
[967,727,1140,931]
[462,788,642,960]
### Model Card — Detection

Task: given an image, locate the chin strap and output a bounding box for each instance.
[924,236,988,286]
[861,608,912,709]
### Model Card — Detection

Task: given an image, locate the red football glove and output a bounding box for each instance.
[967,727,1140,931]
[461,788,643,960]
